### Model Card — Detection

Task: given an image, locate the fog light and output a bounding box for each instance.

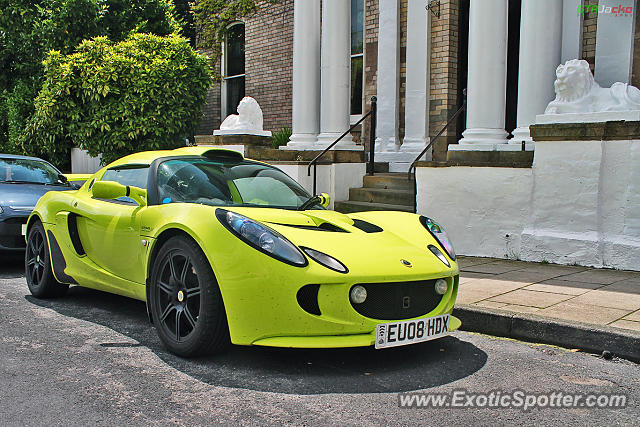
[350,285,367,304]
[434,279,448,295]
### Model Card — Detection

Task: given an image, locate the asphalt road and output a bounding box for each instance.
[1,252,639,426]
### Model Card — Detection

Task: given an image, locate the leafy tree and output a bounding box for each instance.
[0,0,181,161]
[23,34,211,165]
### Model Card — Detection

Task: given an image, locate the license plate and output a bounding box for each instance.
[375,314,450,349]
[21,224,27,236]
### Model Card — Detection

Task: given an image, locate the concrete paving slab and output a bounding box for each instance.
[568,289,640,311]
[538,302,631,325]
[603,279,640,294]
[487,289,574,308]
[500,304,541,314]
[461,263,525,275]
[624,310,640,322]
[456,256,494,268]
[471,300,509,309]
[514,264,588,275]
[458,279,528,301]
[492,269,569,284]
[610,319,640,332]
[523,279,604,295]
[559,269,639,285]
[458,272,495,283]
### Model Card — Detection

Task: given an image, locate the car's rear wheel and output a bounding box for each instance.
[149,235,229,357]
[25,221,69,298]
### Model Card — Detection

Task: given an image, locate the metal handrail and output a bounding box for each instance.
[307,96,377,195]
[407,99,466,213]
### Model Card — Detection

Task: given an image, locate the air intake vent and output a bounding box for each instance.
[296,284,321,315]
[351,219,383,233]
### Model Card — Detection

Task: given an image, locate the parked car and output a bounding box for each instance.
[24,146,460,357]
[0,154,87,251]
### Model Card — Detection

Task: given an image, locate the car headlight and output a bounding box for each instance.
[420,216,456,261]
[216,209,307,267]
[301,247,348,273]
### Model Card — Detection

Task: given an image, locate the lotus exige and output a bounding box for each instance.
[25,146,460,356]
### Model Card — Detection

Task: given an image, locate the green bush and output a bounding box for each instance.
[23,33,211,165]
[271,127,291,149]
[0,0,181,160]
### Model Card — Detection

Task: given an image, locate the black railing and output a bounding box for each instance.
[307,96,377,195]
[407,98,467,213]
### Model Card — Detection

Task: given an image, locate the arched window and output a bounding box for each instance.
[350,0,364,116]
[224,23,245,116]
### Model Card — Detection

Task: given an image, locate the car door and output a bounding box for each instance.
[74,164,149,284]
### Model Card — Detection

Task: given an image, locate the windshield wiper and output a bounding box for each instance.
[1,180,46,185]
[298,195,322,211]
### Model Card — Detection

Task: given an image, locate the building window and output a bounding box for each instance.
[224,23,245,116]
[350,0,364,116]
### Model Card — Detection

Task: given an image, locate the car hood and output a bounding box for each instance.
[226,207,457,278]
[0,183,73,209]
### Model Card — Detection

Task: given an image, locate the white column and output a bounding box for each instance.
[317,0,356,148]
[287,0,321,148]
[454,0,509,151]
[561,0,583,64]
[594,0,636,87]
[375,0,400,152]
[511,0,563,145]
[402,0,430,155]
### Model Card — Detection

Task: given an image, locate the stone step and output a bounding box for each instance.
[365,162,390,173]
[349,187,414,206]
[362,173,413,190]
[334,200,414,214]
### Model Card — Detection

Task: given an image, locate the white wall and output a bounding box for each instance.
[71,148,102,173]
[417,139,640,271]
[278,162,366,209]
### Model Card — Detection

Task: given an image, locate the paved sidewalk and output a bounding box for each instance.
[456,256,640,332]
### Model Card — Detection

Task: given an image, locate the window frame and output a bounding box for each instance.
[221,21,246,118]
[350,0,365,121]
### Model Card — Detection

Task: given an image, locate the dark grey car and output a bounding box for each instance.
[0,154,75,251]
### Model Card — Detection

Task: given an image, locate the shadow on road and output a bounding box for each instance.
[26,285,487,394]
[0,252,25,279]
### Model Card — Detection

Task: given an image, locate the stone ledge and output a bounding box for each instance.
[531,120,640,141]
[415,161,533,168]
[244,146,365,163]
[195,134,272,146]
[420,150,534,168]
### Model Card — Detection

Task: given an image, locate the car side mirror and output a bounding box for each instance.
[92,180,147,207]
[319,192,330,208]
[57,174,68,184]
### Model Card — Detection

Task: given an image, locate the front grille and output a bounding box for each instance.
[3,216,28,225]
[0,235,26,248]
[297,284,321,315]
[350,280,444,320]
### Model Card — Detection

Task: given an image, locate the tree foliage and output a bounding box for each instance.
[0,0,182,163]
[23,34,211,165]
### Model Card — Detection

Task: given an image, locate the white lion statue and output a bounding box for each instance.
[544,59,640,114]
[220,96,264,131]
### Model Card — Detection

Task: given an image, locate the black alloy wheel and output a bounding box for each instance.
[150,235,229,357]
[25,221,68,298]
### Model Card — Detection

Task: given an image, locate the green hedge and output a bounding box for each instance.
[23,33,211,166]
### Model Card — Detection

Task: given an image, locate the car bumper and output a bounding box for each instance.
[0,214,29,250]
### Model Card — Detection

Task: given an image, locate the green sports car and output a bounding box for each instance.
[25,146,460,356]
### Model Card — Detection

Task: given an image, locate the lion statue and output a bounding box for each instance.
[544,59,640,114]
[220,96,264,131]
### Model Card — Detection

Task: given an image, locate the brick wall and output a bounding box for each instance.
[581,0,598,71]
[429,0,461,160]
[362,0,379,149]
[245,0,294,133]
[196,49,221,135]
[196,1,294,136]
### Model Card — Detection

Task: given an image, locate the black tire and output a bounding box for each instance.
[25,221,69,298]
[149,235,229,357]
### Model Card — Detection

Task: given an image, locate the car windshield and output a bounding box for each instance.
[0,158,63,185]
[157,157,317,209]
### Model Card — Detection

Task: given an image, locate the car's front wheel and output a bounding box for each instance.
[25,221,68,298]
[149,235,229,357]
